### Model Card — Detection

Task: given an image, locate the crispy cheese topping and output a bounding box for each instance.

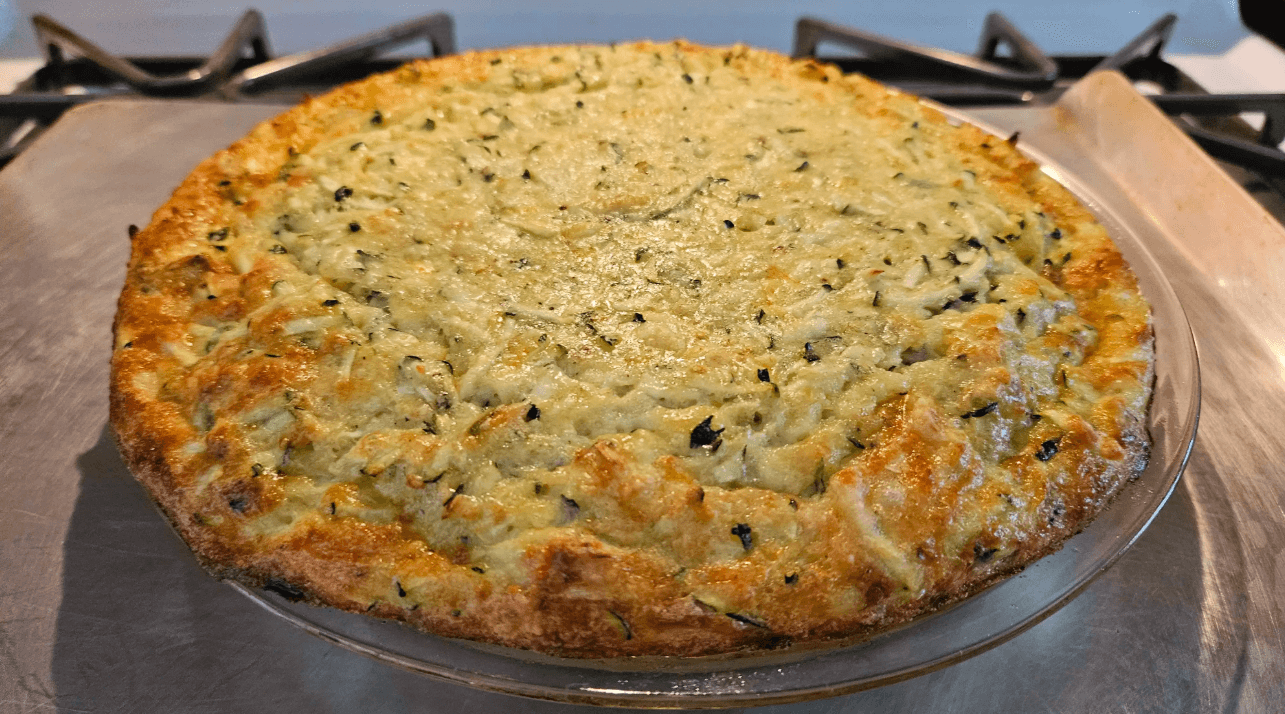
[112,42,1153,656]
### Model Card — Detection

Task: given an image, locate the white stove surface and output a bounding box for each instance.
[0,56,38,92]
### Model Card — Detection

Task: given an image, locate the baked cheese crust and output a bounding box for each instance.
[110,42,1153,657]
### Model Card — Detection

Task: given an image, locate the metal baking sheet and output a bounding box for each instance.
[1,71,1283,712]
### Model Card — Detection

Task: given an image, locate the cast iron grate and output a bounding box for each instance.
[0,11,455,166]
[2,9,1284,183]
[794,13,1285,178]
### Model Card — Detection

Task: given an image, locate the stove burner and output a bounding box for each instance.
[793,13,1285,178]
[224,14,455,98]
[33,10,272,96]
[1092,14,1177,72]
[2,10,1284,182]
[0,11,456,167]
[793,14,1057,89]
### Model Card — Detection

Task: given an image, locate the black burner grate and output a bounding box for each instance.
[3,9,1285,185]
[0,11,455,167]
[793,13,1285,180]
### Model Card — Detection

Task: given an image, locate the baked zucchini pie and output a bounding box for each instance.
[110,41,1153,657]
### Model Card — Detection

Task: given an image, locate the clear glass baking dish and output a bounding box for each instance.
[228,107,1201,709]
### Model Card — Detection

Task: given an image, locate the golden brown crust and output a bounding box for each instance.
[110,41,1152,658]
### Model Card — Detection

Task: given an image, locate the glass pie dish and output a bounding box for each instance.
[228,108,1201,709]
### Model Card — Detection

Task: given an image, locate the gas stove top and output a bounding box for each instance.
[3,8,1285,713]
[3,10,1283,209]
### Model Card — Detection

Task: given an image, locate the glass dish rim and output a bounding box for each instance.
[227,103,1202,709]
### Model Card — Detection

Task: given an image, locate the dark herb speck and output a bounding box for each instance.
[1035,438,1061,461]
[443,483,465,508]
[726,612,768,629]
[349,222,361,232]
[690,416,724,450]
[758,368,771,382]
[334,186,353,201]
[961,402,999,419]
[1048,502,1065,524]
[525,404,541,421]
[609,611,633,640]
[560,495,581,522]
[731,523,753,550]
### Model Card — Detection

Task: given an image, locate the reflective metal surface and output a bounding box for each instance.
[1,72,1284,711]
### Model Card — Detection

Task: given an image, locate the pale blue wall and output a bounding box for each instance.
[0,0,1250,59]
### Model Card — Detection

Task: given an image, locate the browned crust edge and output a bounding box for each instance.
[109,41,1154,659]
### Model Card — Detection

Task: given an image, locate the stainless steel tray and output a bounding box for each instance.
[1,71,1283,712]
